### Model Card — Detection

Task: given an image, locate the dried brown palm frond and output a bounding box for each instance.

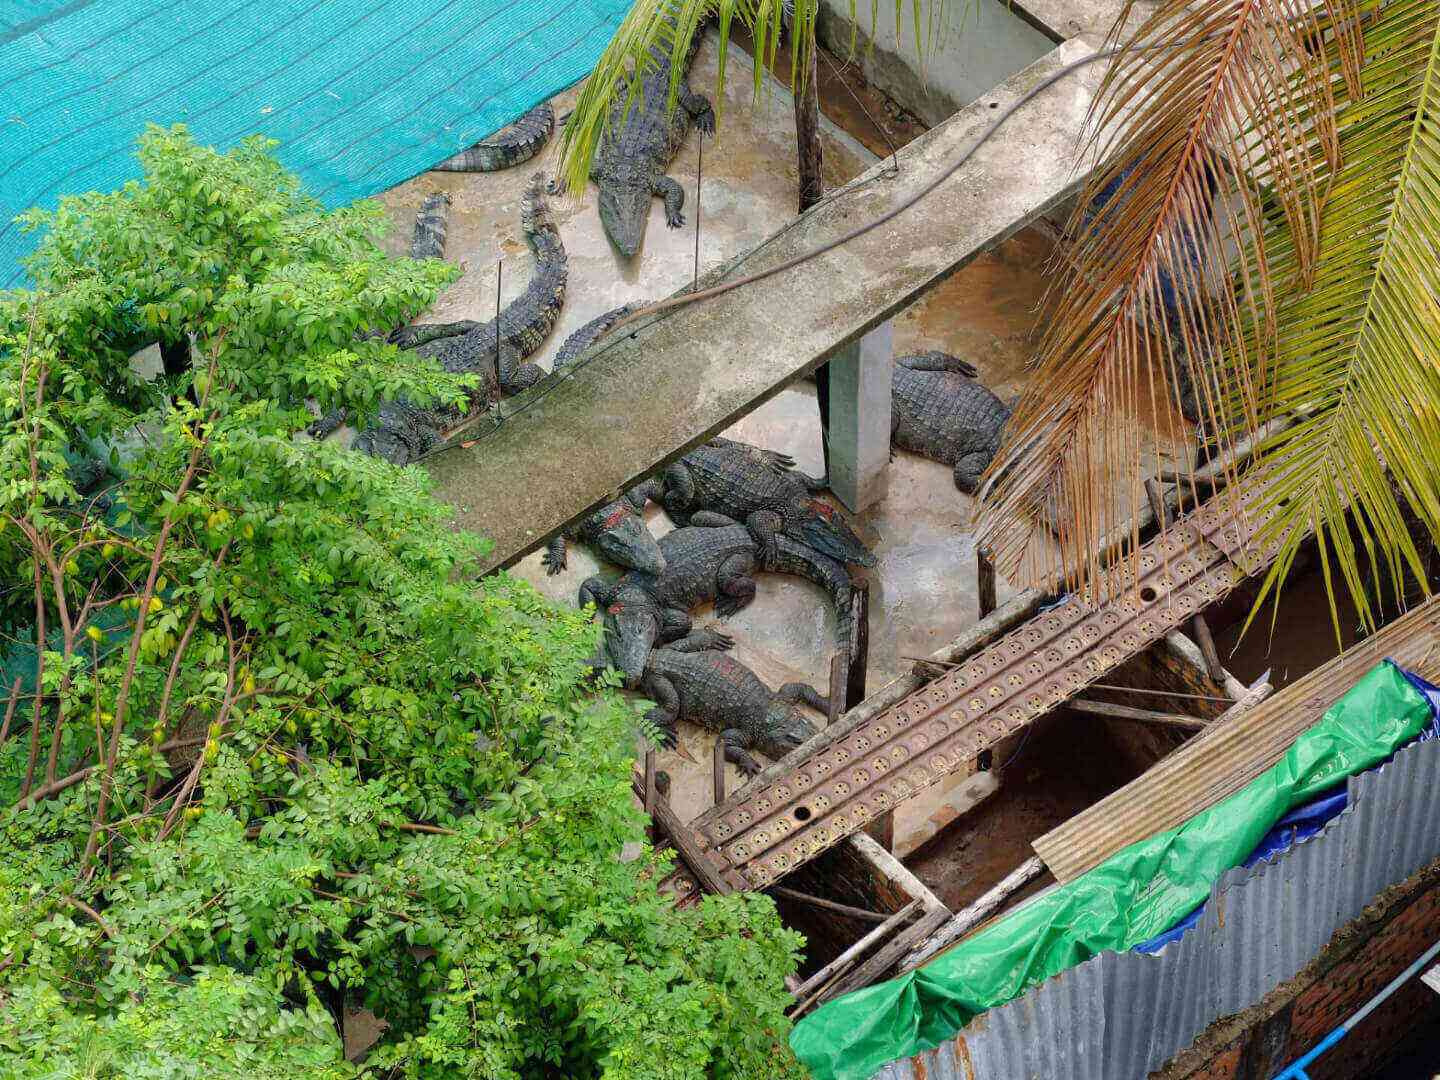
[974,0,1354,594]
[1235,0,1440,636]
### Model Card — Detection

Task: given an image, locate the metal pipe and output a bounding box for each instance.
[1270,936,1440,1079]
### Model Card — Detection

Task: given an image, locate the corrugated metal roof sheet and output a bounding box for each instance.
[873,730,1440,1080]
[1034,599,1440,883]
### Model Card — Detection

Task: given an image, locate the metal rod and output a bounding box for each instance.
[712,737,725,806]
[769,885,891,924]
[694,133,703,291]
[494,260,502,386]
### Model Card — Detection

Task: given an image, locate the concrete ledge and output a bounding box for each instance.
[426,37,1106,572]
[1009,0,1157,42]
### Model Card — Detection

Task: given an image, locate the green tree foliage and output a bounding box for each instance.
[0,127,804,1078]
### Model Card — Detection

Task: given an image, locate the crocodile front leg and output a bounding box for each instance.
[544,535,569,576]
[577,574,619,609]
[654,176,686,229]
[665,628,734,653]
[744,510,785,565]
[721,728,765,776]
[643,674,681,748]
[681,89,716,135]
[776,682,830,713]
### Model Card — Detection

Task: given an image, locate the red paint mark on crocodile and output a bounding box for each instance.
[807,499,835,518]
[602,506,630,530]
[608,603,624,615]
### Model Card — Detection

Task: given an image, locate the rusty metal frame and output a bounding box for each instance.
[662,487,1282,901]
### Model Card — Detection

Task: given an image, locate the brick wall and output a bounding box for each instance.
[1158,859,1440,1080]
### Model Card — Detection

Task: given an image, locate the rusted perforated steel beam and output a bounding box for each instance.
[662,487,1286,902]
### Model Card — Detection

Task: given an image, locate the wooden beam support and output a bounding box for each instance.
[768,885,891,924]
[846,579,870,708]
[632,770,734,897]
[789,900,921,1016]
[1068,696,1208,731]
[899,856,1047,970]
[977,546,997,621]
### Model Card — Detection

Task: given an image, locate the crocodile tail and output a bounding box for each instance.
[409,192,449,261]
[770,537,856,655]
[552,302,643,374]
[432,103,555,173]
[494,173,567,361]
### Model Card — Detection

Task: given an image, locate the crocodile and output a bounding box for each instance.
[636,438,876,568]
[579,512,854,685]
[590,22,715,256]
[432,103,554,173]
[542,487,664,577]
[353,173,567,465]
[891,352,1012,493]
[643,639,825,775]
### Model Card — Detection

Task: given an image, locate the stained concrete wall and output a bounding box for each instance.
[815,0,1056,127]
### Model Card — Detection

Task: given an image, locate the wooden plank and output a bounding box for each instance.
[1033,597,1440,883]
[1067,697,1208,730]
[900,856,1047,969]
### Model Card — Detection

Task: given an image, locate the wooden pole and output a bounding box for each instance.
[632,770,734,896]
[827,652,847,724]
[712,738,725,806]
[769,886,890,924]
[789,900,921,1015]
[899,856,1046,970]
[1067,697,1208,731]
[977,546,997,621]
[794,38,823,214]
[643,749,657,844]
[846,579,870,708]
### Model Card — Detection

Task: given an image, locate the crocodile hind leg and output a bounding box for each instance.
[498,359,544,396]
[714,553,758,618]
[682,90,716,135]
[953,452,992,495]
[654,176,686,229]
[776,682,830,714]
[721,728,765,776]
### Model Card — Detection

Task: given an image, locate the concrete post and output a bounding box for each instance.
[825,321,892,513]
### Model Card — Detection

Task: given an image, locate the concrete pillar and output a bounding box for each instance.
[825,321,892,513]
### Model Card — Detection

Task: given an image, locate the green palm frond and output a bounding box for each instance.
[1240,0,1440,633]
[555,0,957,199]
[973,0,1353,592]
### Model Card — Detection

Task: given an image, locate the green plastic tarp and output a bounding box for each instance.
[791,660,1433,1080]
[0,0,630,288]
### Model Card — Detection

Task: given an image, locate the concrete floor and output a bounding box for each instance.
[379,35,1187,839]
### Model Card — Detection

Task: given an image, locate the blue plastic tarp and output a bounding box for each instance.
[0,0,630,288]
